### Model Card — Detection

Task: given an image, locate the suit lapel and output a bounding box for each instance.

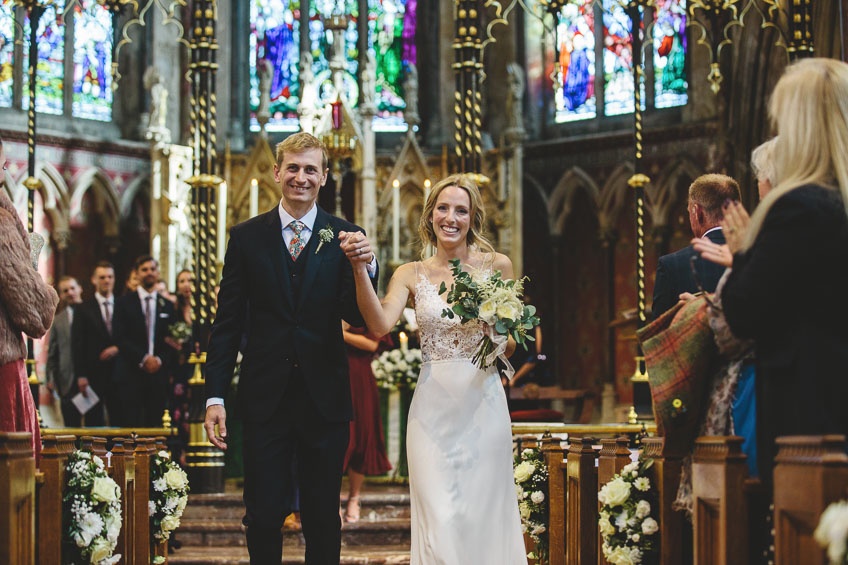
[298,207,331,314]
[263,208,296,311]
[91,300,109,337]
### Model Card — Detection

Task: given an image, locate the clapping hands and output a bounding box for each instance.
[720,200,750,254]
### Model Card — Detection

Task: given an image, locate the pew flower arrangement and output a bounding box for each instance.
[814,499,848,564]
[439,258,540,371]
[371,347,423,389]
[63,450,122,565]
[514,447,549,563]
[149,450,190,541]
[598,457,658,565]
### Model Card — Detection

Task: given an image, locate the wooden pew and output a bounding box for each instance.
[152,436,169,563]
[37,434,76,564]
[112,437,136,565]
[691,436,748,565]
[541,434,567,565]
[0,432,36,565]
[566,437,597,565]
[597,438,632,565]
[134,437,155,565]
[642,437,686,565]
[773,435,848,565]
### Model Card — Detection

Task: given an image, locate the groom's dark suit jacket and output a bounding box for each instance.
[651,228,727,319]
[206,205,375,423]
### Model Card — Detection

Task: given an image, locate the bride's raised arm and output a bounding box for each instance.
[339,231,412,337]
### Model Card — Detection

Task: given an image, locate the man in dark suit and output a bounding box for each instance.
[652,173,741,319]
[72,261,118,426]
[46,276,84,426]
[112,255,176,427]
[204,132,378,565]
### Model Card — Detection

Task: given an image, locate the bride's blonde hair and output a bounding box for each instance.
[418,173,496,258]
[743,58,848,250]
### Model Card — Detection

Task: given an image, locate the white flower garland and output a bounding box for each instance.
[371,347,422,390]
[598,457,657,565]
[815,499,848,564]
[514,447,549,562]
[149,450,190,541]
[63,450,122,565]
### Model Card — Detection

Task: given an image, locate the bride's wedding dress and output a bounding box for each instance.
[407,263,527,564]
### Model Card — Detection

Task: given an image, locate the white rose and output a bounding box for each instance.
[530,491,545,504]
[161,514,180,532]
[93,456,105,470]
[104,514,121,544]
[599,516,616,537]
[634,477,651,492]
[606,545,637,565]
[631,533,640,542]
[522,448,534,459]
[602,478,631,507]
[164,467,188,490]
[158,450,170,460]
[92,477,119,504]
[641,516,659,535]
[496,300,521,321]
[515,484,524,499]
[622,461,638,475]
[177,496,188,513]
[815,501,848,563]
[519,502,531,520]
[479,299,498,324]
[635,499,651,519]
[615,511,629,531]
[74,532,87,548]
[89,539,112,563]
[531,524,546,535]
[514,461,535,483]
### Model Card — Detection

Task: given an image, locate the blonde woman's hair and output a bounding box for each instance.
[418,173,496,257]
[750,137,778,186]
[275,132,328,170]
[743,58,848,250]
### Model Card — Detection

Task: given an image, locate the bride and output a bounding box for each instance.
[340,174,528,564]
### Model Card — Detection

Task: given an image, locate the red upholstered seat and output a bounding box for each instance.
[509,409,564,422]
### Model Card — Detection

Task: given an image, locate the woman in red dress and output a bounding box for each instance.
[0,134,59,462]
[341,322,392,522]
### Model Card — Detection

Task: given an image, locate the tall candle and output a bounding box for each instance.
[218,181,228,264]
[423,178,431,204]
[399,331,408,353]
[392,179,400,263]
[249,178,258,218]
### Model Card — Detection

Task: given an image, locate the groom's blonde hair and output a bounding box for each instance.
[275,132,329,170]
[418,173,495,257]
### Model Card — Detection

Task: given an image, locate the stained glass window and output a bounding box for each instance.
[0,2,14,108]
[250,0,301,132]
[554,0,596,123]
[310,0,359,108]
[653,0,687,108]
[367,0,416,132]
[601,0,636,116]
[73,1,113,121]
[22,0,65,115]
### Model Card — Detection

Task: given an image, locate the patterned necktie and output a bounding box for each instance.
[288,220,305,260]
[103,300,112,335]
[144,295,154,356]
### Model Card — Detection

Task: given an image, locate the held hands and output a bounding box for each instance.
[142,355,162,373]
[338,231,374,267]
[721,200,750,254]
[204,404,228,450]
[77,377,89,397]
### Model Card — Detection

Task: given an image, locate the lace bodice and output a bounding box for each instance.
[414,269,484,362]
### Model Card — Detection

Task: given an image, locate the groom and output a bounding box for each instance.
[204,132,378,564]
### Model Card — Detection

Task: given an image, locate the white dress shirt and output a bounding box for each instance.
[137,287,158,361]
[95,292,114,331]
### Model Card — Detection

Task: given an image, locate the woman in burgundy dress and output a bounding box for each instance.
[341,322,392,522]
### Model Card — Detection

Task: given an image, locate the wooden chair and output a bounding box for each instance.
[0,432,36,565]
[773,435,848,565]
[566,437,597,565]
[691,436,748,565]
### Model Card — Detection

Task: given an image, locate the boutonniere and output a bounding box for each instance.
[315,224,333,254]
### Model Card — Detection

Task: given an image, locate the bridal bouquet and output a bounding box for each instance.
[168,321,192,344]
[372,347,423,389]
[814,499,848,564]
[438,259,540,373]
[149,450,190,541]
[598,457,658,565]
[63,450,122,565]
